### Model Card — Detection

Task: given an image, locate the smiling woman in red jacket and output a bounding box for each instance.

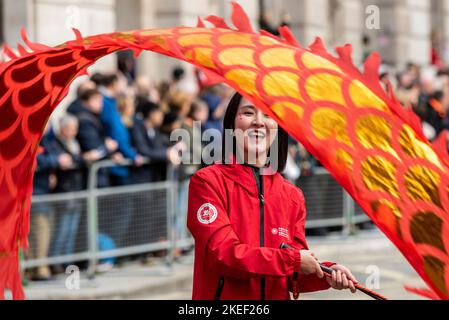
[187,92,358,300]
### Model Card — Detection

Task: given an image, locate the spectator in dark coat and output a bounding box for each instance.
[49,115,86,265]
[67,80,97,116]
[129,102,183,246]
[76,89,120,187]
[28,129,72,280]
[424,89,449,139]
[130,102,179,183]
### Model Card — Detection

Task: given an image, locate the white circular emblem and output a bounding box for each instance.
[272,228,278,235]
[197,203,218,225]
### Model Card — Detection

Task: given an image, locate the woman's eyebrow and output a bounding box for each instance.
[241,105,256,110]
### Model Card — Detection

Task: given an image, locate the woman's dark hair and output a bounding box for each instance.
[222,92,288,173]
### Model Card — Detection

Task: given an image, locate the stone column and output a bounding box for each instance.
[261,0,328,48]
[32,0,117,72]
[437,0,449,62]
[2,0,33,46]
[360,0,431,68]
[134,0,158,81]
[361,0,396,66]
[394,0,431,68]
[332,0,364,66]
[33,0,117,118]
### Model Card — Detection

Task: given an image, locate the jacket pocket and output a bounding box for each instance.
[214,276,225,300]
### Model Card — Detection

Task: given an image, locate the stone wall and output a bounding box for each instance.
[0,0,446,78]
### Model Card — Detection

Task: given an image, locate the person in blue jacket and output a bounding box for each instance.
[93,73,142,248]
[95,73,142,186]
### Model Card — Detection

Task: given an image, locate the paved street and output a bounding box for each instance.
[143,229,427,300]
[24,229,427,300]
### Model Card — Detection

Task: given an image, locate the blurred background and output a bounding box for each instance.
[1,0,446,299]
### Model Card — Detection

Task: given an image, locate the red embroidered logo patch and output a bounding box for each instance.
[197,203,218,224]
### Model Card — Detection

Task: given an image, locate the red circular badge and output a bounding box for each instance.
[197,203,218,224]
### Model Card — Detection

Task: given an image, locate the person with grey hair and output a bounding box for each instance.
[49,114,86,272]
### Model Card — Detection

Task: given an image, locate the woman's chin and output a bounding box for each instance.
[246,147,269,160]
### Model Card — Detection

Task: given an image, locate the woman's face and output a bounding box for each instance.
[234,97,278,163]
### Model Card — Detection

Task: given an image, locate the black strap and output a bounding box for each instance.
[214,277,225,300]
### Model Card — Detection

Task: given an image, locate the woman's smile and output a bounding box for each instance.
[246,129,267,145]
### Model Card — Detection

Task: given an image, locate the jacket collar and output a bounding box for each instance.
[216,155,282,196]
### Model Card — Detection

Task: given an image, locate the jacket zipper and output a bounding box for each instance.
[214,276,225,300]
[252,167,265,300]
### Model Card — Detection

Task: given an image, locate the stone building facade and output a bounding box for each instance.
[0,0,448,80]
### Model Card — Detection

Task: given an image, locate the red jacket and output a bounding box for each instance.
[187,163,334,300]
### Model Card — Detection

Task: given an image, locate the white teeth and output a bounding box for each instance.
[248,131,266,138]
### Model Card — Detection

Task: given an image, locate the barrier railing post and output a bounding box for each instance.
[165,164,177,270]
[87,162,100,279]
[342,191,356,236]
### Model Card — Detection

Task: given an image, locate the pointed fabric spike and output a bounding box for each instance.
[309,37,327,55]
[279,26,299,47]
[17,44,28,57]
[205,15,230,29]
[196,17,206,28]
[132,48,142,58]
[363,52,383,91]
[20,28,52,51]
[3,45,18,60]
[335,44,359,73]
[231,1,254,33]
[72,28,84,43]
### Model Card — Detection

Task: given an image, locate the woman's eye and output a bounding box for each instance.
[244,112,254,115]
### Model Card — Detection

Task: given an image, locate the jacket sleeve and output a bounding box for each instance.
[102,104,137,160]
[77,118,108,158]
[187,171,301,279]
[36,138,59,171]
[109,119,137,160]
[130,121,168,161]
[286,188,335,293]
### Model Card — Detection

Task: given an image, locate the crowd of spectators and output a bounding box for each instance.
[26,62,223,280]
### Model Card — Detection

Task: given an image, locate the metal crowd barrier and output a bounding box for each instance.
[297,167,371,232]
[24,162,370,274]
[24,159,180,276]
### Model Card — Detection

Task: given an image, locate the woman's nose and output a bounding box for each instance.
[252,112,265,126]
